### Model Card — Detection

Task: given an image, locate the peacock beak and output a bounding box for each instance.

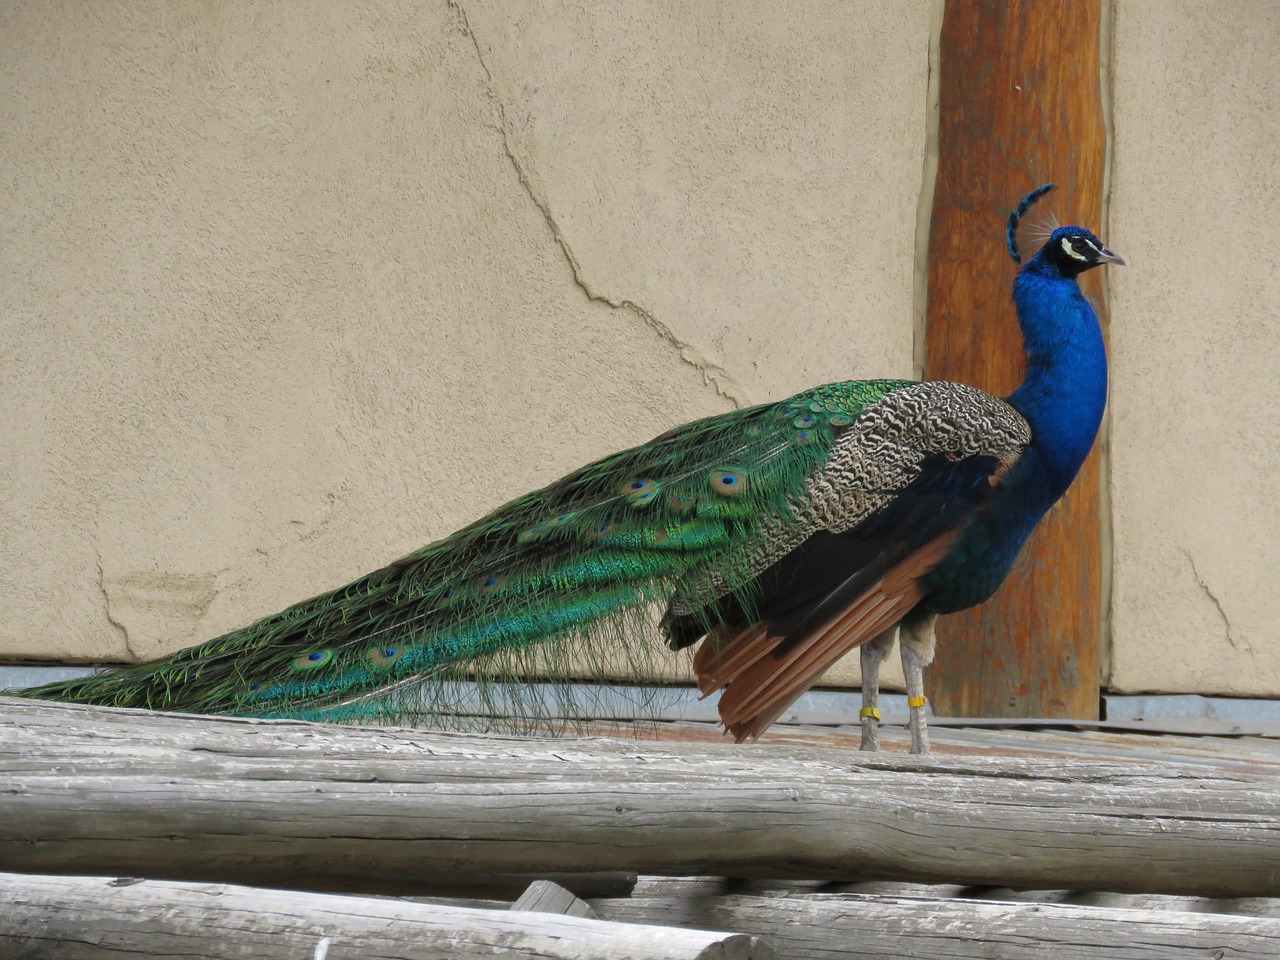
[1098,246,1126,266]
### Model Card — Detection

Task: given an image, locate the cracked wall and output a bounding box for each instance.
[1106,0,1280,695]
[0,1,927,668]
[4,2,1277,700]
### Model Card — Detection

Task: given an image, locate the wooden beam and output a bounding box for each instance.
[4,699,1280,898]
[924,0,1109,719]
[591,891,1280,960]
[0,872,770,960]
[422,878,1280,960]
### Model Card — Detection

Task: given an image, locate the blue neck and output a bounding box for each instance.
[918,254,1108,616]
[1004,261,1108,502]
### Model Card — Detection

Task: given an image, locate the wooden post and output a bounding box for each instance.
[924,0,1108,720]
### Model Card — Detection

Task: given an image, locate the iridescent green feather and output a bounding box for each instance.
[24,378,911,727]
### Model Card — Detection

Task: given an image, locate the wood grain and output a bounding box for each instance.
[0,872,770,960]
[592,891,1280,960]
[924,0,1109,719]
[3,699,1278,898]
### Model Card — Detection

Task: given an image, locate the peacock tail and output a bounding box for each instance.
[24,378,915,727]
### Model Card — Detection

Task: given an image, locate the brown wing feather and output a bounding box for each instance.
[693,623,771,695]
[702,530,959,741]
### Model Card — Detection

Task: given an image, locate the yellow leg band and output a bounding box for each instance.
[859,707,881,721]
[907,696,927,709]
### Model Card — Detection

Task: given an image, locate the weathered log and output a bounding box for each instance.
[633,876,1280,919]
[422,877,1280,960]
[513,879,597,918]
[0,871,770,960]
[590,890,1280,960]
[2,697,1279,897]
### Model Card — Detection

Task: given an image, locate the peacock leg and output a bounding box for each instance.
[858,628,897,752]
[899,613,938,755]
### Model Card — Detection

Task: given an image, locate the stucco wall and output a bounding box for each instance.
[0,1,929,682]
[4,2,1278,700]
[1107,0,1280,695]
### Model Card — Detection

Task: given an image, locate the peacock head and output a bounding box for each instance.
[1037,225,1126,279]
[1007,183,1125,279]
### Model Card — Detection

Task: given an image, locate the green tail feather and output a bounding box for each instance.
[22,379,911,728]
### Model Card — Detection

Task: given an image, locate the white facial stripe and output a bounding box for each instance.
[1060,236,1088,261]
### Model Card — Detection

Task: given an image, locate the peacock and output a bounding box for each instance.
[20,184,1122,754]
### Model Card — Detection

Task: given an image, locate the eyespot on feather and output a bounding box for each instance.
[479,574,509,594]
[709,468,750,496]
[292,649,334,670]
[667,488,697,512]
[367,646,403,668]
[620,478,660,507]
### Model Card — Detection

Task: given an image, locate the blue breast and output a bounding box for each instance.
[919,260,1108,614]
